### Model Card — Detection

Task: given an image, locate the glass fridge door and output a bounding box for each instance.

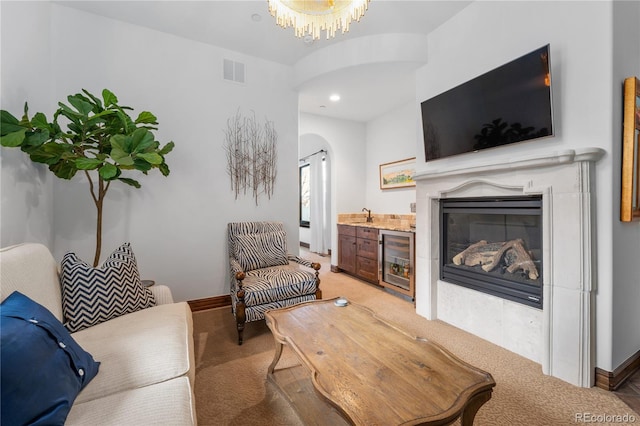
[381,232,412,292]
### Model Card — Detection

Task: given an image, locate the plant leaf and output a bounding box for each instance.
[133,158,152,172]
[135,111,157,124]
[24,130,50,147]
[158,141,175,156]
[99,163,119,180]
[67,95,94,116]
[118,177,141,189]
[159,162,170,177]
[31,112,50,131]
[136,152,162,165]
[75,157,103,170]
[102,89,118,107]
[0,129,27,147]
[49,160,77,180]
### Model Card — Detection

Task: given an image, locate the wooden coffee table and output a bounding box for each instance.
[265,298,495,426]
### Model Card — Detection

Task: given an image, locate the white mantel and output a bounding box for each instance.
[414,148,605,388]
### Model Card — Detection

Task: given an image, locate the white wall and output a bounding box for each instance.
[365,101,417,214]
[0,1,55,248]
[299,113,366,267]
[1,3,300,302]
[611,0,640,371]
[414,0,637,373]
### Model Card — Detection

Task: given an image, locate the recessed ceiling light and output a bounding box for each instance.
[329,94,340,102]
[251,13,262,22]
[319,105,327,109]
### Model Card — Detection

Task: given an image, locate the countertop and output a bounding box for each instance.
[337,213,415,233]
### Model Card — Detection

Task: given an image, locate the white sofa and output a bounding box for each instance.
[0,243,197,425]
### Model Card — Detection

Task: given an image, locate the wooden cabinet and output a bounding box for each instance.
[338,225,379,284]
[337,225,356,275]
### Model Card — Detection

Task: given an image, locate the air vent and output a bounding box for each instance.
[223,59,245,83]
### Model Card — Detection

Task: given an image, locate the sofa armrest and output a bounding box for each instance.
[150,285,174,305]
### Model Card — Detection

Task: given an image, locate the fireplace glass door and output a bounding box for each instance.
[440,196,542,308]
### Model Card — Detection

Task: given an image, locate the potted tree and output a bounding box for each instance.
[1,89,174,266]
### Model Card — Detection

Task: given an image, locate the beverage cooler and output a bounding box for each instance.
[378,230,415,299]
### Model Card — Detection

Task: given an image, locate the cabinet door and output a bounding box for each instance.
[357,237,378,260]
[338,234,357,274]
[357,256,378,283]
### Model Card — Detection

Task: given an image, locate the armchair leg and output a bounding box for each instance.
[235,271,247,345]
[312,262,322,300]
[236,302,246,345]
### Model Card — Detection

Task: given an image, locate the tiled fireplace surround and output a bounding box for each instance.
[414,148,605,388]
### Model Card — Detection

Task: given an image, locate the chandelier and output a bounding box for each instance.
[267,0,370,40]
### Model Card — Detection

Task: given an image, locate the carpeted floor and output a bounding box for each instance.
[193,251,638,425]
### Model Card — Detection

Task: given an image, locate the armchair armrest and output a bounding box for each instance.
[229,257,244,274]
[150,284,174,305]
[288,254,321,271]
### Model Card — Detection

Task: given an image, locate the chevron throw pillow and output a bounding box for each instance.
[60,243,156,333]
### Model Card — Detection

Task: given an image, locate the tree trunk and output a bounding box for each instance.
[93,177,106,267]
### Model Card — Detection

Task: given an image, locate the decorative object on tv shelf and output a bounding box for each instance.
[0,89,174,266]
[379,157,416,190]
[621,76,640,222]
[223,109,278,205]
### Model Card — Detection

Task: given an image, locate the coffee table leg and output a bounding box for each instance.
[460,389,492,426]
[268,341,284,375]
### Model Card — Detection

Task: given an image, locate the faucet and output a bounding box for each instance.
[362,208,373,223]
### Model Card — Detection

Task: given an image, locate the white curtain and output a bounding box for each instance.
[309,154,329,255]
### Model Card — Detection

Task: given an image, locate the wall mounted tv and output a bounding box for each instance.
[421,44,553,161]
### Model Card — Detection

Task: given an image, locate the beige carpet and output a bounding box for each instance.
[193,252,638,425]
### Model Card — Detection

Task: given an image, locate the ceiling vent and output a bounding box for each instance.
[223,59,245,83]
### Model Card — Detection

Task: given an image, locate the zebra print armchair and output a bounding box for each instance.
[227,222,321,345]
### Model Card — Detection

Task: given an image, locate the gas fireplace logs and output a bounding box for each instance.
[452,239,539,280]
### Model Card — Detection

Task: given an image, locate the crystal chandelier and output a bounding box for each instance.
[267,0,370,40]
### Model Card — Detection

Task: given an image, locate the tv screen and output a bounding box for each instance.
[421,45,553,161]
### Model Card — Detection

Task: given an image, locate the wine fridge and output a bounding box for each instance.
[378,230,415,299]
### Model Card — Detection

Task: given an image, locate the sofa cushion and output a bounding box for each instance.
[233,231,289,271]
[0,243,64,321]
[61,242,155,332]
[67,376,195,426]
[72,301,194,404]
[1,291,100,426]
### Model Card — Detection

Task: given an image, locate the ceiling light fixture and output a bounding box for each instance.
[267,0,370,40]
[329,94,340,102]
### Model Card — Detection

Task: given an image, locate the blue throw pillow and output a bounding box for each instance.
[1,291,100,426]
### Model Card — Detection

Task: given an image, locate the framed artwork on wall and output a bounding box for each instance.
[621,76,640,222]
[379,157,416,190]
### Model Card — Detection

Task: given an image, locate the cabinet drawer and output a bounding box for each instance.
[357,256,378,283]
[338,224,357,237]
[357,238,378,259]
[357,226,378,240]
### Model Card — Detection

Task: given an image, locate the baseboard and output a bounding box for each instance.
[595,349,640,391]
[300,242,310,249]
[331,264,341,273]
[188,295,231,312]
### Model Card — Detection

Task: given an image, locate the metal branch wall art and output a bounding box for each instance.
[223,110,278,205]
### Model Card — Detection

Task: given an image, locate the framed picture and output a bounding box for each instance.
[621,76,640,222]
[379,157,416,190]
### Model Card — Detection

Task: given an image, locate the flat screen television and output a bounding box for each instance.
[421,44,553,161]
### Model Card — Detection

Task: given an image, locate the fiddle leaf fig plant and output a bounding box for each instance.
[0,89,174,266]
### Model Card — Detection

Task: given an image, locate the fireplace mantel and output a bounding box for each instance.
[414,147,605,387]
[414,148,605,181]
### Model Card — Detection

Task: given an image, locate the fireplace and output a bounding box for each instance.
[440,196,542,309]
[414,148,605,387]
